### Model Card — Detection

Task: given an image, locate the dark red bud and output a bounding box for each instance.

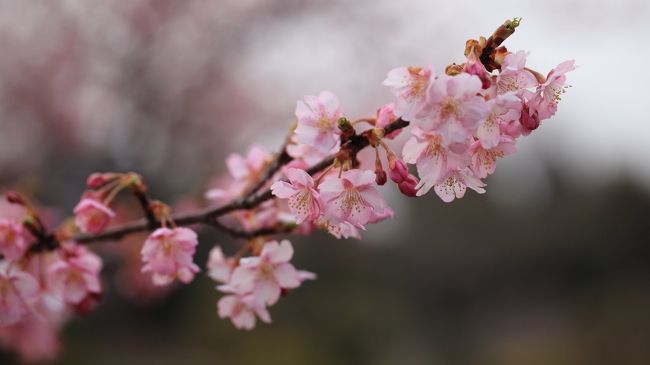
[398,175,419,197]
[520,104,540,134]
[4,191,27,206]
[375,170,387,186]
[387,154,409,183]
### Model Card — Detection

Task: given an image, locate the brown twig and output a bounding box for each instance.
[70,118,409,245]
[480,17,520,72]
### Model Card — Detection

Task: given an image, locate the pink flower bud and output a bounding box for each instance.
[73,198,115,234]
[520,104,540,134]
[398,175,419,197]
[85,173,117,189]
[387,154,409,183]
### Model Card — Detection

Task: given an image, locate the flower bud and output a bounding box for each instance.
[375,170,387,186]
[387,154,409,183]
[520,104,540,134]
[86,173,117,189]
[398,175,419,197]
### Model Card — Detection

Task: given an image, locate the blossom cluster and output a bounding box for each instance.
[0,20,574,362]
[385,50,575,202]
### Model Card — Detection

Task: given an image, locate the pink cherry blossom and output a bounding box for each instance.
[287,136,339,166]
[217,292,271,330]
[0,261,39,326]
[225,145,270,182]
[73,198,115,234]
[495,50,538,95]
[48,243,103,305]
[476,94,522,149]
[0,315,61,363]
[319,169,387,228]
[383,66,433,121]
[141,227,200,286]
[417,73,490,144]
[271,168,321,224]
[470,138,517,178]
[402,127,470,196]
[0,219,30,261]
[535,60,576,119]
[228,240,311,305]
[433,168,486,202]
[375,103,401,139]
[368,206,395,224]
[206,246,234,283]
[464,51,492,89]
[294,91,343,153]
[314,217,361,240]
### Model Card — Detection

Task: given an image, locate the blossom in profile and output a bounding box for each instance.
[0,261,39,326]
[294,91,344,153]
[0,219,30,261]
[141,227,200,286]
[535,59,576,120]
[73,198,115,234]
[217,292,271,330]
[375,103,401,139]
[206,246,234,283]
[271,168,321,224]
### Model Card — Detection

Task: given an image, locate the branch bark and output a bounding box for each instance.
[72,118,409,244]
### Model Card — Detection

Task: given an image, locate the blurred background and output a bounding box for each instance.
[1,0,649,364]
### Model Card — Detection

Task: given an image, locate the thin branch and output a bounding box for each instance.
[72,118,409,244]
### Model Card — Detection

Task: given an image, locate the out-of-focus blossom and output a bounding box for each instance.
[48,243,102,305]
[228,240,310,305]
[207,246,234,283]
[294,91,344,153]
[0,219,30,261]
[0,315,61,363]
[217,292,271,330]
[0,261,39,326]
[73,198,115,234]
[141,227,200,286]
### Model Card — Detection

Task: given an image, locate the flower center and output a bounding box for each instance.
[440,98,458,120]
[316,117,333,131]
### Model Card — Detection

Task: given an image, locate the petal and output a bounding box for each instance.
[273,263,301,289]
[271,181,297,199]
[264,240,294,263]
[254,280,281,305]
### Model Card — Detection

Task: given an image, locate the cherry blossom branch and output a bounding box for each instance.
[71,117,409,244]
